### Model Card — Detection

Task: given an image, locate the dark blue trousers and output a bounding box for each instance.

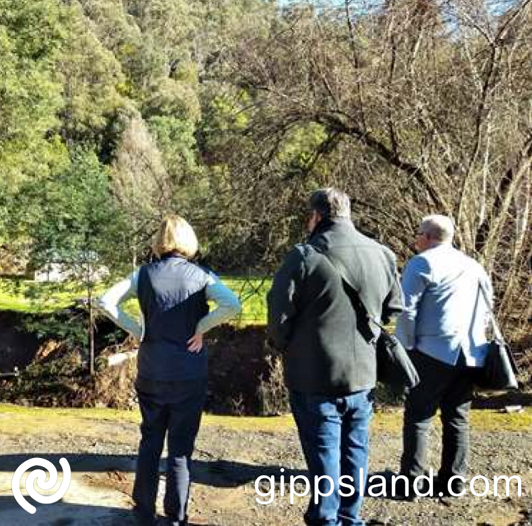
[133,377,207,523]
[290,390,373,526]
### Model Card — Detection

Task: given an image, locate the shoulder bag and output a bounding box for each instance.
[475,281,519,390]
[317,249,419,389]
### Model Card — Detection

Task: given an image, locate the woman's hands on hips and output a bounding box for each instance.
[187,333,204,352]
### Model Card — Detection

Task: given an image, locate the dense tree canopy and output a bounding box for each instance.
[0,0,530,340]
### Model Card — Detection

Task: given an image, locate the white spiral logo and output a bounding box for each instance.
[11,457,72,514]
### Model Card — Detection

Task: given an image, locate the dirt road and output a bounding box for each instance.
[0,405,530,525]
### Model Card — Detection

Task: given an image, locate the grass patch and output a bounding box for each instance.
[111,276,270,326]
[0,278,104,314]
[222,276,270,326]
[1,404,530,436]
[0,275,270,325]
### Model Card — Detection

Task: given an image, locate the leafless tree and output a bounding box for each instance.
[225,0,531,349]
[111,112,173,267]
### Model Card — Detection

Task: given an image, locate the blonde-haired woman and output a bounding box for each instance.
[97,215,241,526]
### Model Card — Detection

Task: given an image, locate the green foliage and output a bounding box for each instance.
[143,78,201,122]
[0,0,66,186]
[277,123,328,177]
[24,312,86,346]
[57,2,127,145]
[0,0,66,59]
[16,149,128,283]
[148,116,203,182]
[0,0,278,274]
[77,0,141,54]
[198,90,252,171]
[0,278,92,313]
[203,92,250,134]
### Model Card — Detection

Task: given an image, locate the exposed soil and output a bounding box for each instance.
[1,310,531,416]
[0,407,530,526]
[0,312,40,373]
[0,312,288,414]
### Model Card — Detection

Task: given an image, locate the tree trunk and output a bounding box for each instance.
[88,286,95,376]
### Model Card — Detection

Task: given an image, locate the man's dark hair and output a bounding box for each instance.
[309,188,351,219]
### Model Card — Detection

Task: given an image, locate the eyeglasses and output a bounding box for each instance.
[415,231,426,237]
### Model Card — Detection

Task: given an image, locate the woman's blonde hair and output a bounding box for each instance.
[152,215,199,259]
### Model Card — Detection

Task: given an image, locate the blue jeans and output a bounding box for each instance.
[290,390,373,526]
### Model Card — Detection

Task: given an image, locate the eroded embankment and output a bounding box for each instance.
[0,309,530,415]
[0,310,287,414]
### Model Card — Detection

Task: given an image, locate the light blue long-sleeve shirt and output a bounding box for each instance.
[395,244,492,367]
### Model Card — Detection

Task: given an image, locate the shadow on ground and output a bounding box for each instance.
[0,496,218,525]
[0,453,306,489]
[1,453,411,501]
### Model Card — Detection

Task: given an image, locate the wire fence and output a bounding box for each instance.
[222,276,270,326]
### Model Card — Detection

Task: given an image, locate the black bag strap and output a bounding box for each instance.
[310,245,381,344]
[478,280,504,342]
[478,280,520,374]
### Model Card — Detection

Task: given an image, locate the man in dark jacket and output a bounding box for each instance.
[268,188,403,526]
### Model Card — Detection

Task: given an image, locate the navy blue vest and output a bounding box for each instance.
[137,255,210,381]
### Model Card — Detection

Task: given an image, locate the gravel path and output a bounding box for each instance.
[0,413,530,525]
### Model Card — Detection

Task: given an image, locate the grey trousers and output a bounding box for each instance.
[133,377,207,522]
[400,350,475,483]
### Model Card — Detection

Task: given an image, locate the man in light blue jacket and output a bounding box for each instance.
[396,215,492,498]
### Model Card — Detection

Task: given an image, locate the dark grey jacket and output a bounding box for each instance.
[267,218,403,395]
